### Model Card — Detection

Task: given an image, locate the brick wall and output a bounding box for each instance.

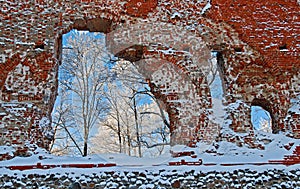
[206,0,300,137]
[0,0,299,154]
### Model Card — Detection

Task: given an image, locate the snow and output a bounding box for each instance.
[0,160,298,189]
[0,31,299,189]
[280,49,289,52]
[15,41,35,45]
[289,97,300,114]
[39,117,50,129]
[99,152,171,167]
[0,54,5,63]
[2,162,296,178]
[3,181,13,187]
[1,126,299,173]
[201,1,212,15]
[0,146,15,157]
[171,12,182,19]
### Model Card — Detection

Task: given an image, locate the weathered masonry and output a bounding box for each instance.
[0,0,299,155]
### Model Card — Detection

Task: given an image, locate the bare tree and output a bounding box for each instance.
[52,32,170,157]
[54,31,111,156]
[103,83,123,153]
[91,61,170,157]
[50,83,86,156]
[251,106,272,133]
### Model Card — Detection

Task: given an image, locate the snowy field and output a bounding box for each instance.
[0,129,300,188]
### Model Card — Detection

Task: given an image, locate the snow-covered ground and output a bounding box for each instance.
[0,122,299,188]
[0,141,299,189]
[0,129,299,170]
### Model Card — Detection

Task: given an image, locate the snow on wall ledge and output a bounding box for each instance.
[0,0,299,156]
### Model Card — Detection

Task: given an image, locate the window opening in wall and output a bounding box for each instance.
[234,47,242,53]
[35,44,45,50]
[207,52,225,123]
[251,106,272,133]
[279,44,288,51]
[0,54,5,63]
[50,30,170,158]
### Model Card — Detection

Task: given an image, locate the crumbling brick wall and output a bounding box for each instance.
[0,0,299,153]
[206,0,300,136]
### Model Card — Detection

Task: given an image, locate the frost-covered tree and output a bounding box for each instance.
[52,32,169,157]
[258,118,272,133]
[251,106,272,133]
[91,61,170,157]
[50,88,84,156]
[91,93,170,157]
[52,31,111,156]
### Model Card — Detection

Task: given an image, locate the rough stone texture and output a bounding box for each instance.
[0,168,300,189]
[206,0,300,136]
[0,1,299,153]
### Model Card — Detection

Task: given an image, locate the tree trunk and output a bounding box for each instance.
[117,114,122,153]
[83,141,88,157]
[133,96,142,157]
[127,125,131,156]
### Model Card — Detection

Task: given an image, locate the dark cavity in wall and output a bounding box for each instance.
[73,18,113,33]
[215,51,225,77]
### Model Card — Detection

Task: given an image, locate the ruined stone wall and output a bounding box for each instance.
[0,0,299,153]
[207,0,300,136]
[1,168,300,189]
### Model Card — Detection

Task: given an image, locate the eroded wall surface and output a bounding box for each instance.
[0,0,299,155]
[1,168,300,188]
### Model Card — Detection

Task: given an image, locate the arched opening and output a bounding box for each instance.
[251,99,274,133]
[50,30,170,158]
[51,14,215,153]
